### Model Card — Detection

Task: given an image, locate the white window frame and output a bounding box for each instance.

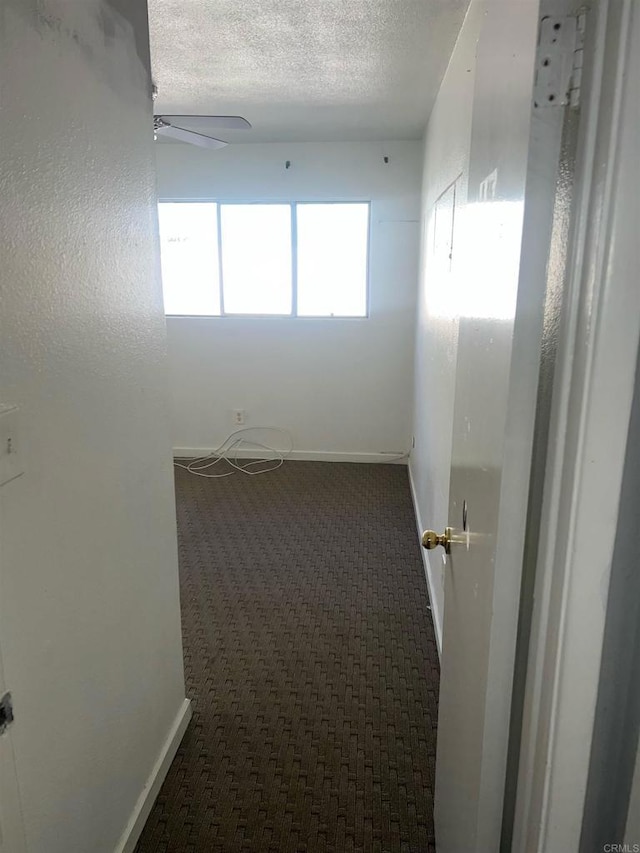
[158,199,372,319]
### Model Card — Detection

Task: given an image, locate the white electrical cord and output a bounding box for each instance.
[174,427,294,478]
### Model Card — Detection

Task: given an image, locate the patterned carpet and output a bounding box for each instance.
[135,461,439,852]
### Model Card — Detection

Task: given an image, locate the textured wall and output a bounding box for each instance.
[155,140,421,460]
[0,2,185,851]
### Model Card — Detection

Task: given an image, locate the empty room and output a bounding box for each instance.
[1,1,638,852]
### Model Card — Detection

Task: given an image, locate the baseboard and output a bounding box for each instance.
[173,447,409,465]
[115,698,192,853]
[407,462,443,658]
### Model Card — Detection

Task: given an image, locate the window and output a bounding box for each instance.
[157,203,221,316]
[158,202,370,317]
[220,204,292,315]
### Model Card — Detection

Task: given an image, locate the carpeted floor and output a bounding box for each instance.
[135,461,439,853]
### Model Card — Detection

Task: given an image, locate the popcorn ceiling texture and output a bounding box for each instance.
[148,0,470,142]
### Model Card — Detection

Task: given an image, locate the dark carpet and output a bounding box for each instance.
[135,461,439,853]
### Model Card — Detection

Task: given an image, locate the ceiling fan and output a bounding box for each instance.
[152,85,251,149]
[153,114,252,149]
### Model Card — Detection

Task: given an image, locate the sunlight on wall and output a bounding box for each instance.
[428,200,524,321]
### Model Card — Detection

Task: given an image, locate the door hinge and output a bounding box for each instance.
[0,692,14,735]
[534,10,587,109]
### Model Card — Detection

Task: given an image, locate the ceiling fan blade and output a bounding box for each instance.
[157,115,251,131]
[155,123,228,150]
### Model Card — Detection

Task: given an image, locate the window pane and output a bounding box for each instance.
[220,204,292,315]
[297,203,369,317]
[158,203,220,315]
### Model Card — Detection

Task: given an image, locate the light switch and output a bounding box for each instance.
[0,405,23,487]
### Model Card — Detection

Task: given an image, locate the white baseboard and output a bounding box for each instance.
[408,462,443,658]
[174,447,409,465]
[115,698,192,853]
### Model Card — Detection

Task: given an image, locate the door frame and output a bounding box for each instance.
[511,0,640,849]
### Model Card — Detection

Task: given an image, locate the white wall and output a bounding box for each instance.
[0,2,186,851]
[155,141,421,460]
[409,2,482,648]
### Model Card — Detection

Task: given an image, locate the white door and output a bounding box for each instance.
[423,1,577,849]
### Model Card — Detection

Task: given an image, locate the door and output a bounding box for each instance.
[421,1,577,849]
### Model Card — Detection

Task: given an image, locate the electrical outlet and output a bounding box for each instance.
[233,409,246,425]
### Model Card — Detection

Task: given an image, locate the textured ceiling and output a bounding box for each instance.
[147,0,470,143]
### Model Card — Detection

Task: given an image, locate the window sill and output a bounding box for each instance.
[164,314,370,320]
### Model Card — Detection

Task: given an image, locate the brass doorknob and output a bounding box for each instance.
[421,527,452,554]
